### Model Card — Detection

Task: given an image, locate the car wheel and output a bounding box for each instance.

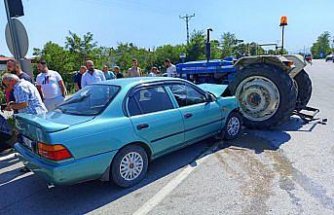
[111,145,148,188]
[223,112,242,140]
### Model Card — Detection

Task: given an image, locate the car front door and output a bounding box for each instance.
[126,85,184,157]
[167,83,222,144]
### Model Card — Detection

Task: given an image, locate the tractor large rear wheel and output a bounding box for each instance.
[229,64,297,129]
[294,69,312,111]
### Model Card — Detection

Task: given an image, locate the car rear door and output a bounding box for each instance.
[167,83,222,144]
[126,85,185,157]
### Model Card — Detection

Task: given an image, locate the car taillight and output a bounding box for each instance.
[37,142,72,161]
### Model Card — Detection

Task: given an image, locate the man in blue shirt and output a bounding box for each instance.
[2,73,47,114]
[102,65,116,80]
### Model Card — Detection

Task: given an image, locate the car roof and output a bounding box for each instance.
[94,77,180,89]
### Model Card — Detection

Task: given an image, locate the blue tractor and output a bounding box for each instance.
[176,38,313,129]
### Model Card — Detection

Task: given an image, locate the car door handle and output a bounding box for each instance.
[184,113,193,119]
[137,123,149,130]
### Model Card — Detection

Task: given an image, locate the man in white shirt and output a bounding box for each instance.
[36,60,67,111]
[164,59,176,77]
[81,60,106,88]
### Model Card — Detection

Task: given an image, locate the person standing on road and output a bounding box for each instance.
[2,74,47,114]
[127,58,141,77]
[102,65,116,80]
[164,59,176,77]
[5,59,34,107]
[113,66,123,79]
[36,60,67,111]
[74,66,86,91]
[81,60,106,88]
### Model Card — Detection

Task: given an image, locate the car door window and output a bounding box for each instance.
[128,86,174,116]
[169,84,207,107]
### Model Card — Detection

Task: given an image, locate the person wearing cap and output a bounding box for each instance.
[127,58,141,77]
[102,65,116,80]
[113,66,123,79]
[148,67,159,77]
[81,60,106,88]
[36,60,67,111]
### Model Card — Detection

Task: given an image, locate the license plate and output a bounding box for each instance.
[22,136,33,149]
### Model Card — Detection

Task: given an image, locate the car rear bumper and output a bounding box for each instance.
[14,143,117,185]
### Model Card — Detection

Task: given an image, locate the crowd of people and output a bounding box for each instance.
[1,57,177,113]
[0,57,177,150]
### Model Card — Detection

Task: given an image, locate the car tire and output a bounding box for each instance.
[111,145,148,188]
[294,69,312,111]
[223,111,243,140]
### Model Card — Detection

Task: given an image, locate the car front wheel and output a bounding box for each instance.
[223,112,243,140]
[111,145,148,188]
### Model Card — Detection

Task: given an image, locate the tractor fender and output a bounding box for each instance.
[234,55,291,73]
[284,54,307,78]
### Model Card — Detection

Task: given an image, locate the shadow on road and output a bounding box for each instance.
[0,139,217,214]
[0,116,320,214]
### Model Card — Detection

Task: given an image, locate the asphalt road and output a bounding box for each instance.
[0,60,333,215]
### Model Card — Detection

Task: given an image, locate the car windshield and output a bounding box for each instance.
[56,85,120,116]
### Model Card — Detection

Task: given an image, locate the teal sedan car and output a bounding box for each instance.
[14,77,241,188]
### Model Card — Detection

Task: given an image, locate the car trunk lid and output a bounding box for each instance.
[15,112,94,143]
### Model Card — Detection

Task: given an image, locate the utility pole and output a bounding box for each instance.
[179,13,195,44]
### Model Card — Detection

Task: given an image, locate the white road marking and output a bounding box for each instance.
[0,153,17,162]
[133,141,222,215]
[0,172,33,187]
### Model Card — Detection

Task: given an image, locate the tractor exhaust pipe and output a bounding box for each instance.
[206,28,213,62]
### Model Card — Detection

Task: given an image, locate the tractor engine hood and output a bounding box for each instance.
[198,84,228,97]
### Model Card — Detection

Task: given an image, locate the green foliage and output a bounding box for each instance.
[186,31,206,61]
[311,31,332,59]
[65,31,97,65]
[31,30,280,87]
[221,32,237,58]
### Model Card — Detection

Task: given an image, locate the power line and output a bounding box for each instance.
[179,13,195,44]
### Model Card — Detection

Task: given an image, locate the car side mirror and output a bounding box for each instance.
[205,92,216,103]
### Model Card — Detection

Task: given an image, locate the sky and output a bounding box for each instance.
[1,0,334,57]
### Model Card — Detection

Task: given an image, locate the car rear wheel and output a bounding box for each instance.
[111,145,148,188]
[223,111,242,140]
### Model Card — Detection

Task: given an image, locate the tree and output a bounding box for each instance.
[154,45,185,66]
[65,31,97,65]
[221,32,238,58]
[186,30,206,61]
[311,31,332,59]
